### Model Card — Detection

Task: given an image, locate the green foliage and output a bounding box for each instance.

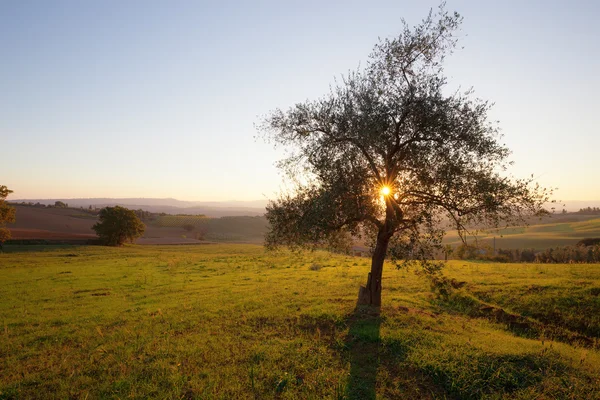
[259,5,549,305]
[260,5,549,253]
[92,206,146,246]
[0,186,16,246]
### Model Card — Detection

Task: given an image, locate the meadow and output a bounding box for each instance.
[444,216,600,250]
[1,244,599,399]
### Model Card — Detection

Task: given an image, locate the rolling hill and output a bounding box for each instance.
[7,204,600,250]
[444,214,600,250]
[7,205,268,244]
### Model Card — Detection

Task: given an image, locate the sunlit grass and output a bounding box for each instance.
[443,217,600,249]
[1,244,599,398]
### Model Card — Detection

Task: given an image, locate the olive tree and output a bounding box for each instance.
[258,7,550,307]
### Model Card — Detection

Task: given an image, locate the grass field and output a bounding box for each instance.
[444,217,600,250]
[1,244,600,399]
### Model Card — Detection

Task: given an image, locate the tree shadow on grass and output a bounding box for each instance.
[344,306,381,400]
[343,306,450,400]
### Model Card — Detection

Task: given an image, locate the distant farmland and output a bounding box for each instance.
[443,215,600,250]
[7,205,268,244]
[7,204,600,250]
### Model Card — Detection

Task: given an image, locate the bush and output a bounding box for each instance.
[535,245,600,263]
[92,206,145,246]
[454,244,540,263]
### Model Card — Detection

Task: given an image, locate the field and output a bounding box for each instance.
[7,205,268,244]
[147,215,268,243]
[443,216,600,250]
[9,205,600,250]
[1,244,600,399]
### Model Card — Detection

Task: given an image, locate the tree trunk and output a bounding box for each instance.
[357,230,391,307]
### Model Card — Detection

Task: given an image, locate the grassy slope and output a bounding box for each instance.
[1,245,599,399]
[444,217,600,250]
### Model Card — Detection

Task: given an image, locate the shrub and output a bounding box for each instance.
[92,206,145,246]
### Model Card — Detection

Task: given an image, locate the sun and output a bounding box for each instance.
[380,186,391,196]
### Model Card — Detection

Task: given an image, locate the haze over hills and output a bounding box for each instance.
[6,200,600,249]
[7,204,268,244]
[556,200,600,211]
[11,197,600,217]
[10,198,268,217]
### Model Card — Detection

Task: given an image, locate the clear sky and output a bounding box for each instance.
[1,0,598,202]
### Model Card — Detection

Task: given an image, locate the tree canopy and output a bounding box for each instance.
[258,6,550,307]
[54,201,68,208]
[92,206,146,246]
[0,186,16,248]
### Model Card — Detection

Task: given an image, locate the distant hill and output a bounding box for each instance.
[10,198,267,217]
[560,200,600,212]
[8,202,600,250]
[7,204,268,244]
[444,213,600,250]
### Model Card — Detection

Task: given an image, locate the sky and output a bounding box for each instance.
[1,0,598,203]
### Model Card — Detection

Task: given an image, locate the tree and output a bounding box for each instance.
[258,6,549,307]
[182,223,195,232]
[0,186,16,250]
[54,201,68,208]
[92,206,146,246]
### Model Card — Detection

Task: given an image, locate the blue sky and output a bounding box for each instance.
[1,0,598,202]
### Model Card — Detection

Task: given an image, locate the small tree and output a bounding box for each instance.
[182,223,195,232]
[0,186,16,250]
[54,201,68,208]
[92,206,146,246]
[258,6,549,307]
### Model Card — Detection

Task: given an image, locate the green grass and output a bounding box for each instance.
[444,217,600,250]
[1,245,599,399]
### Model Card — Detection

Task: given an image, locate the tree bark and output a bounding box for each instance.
[357,229,391,307]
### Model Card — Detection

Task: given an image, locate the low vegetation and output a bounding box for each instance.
[1,244,599,398]
[453,242,600,264]
[576,207,600,215]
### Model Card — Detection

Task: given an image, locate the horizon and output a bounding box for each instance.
[8,196,600,213]
[2,1,598,201]
[10,196,268,203]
